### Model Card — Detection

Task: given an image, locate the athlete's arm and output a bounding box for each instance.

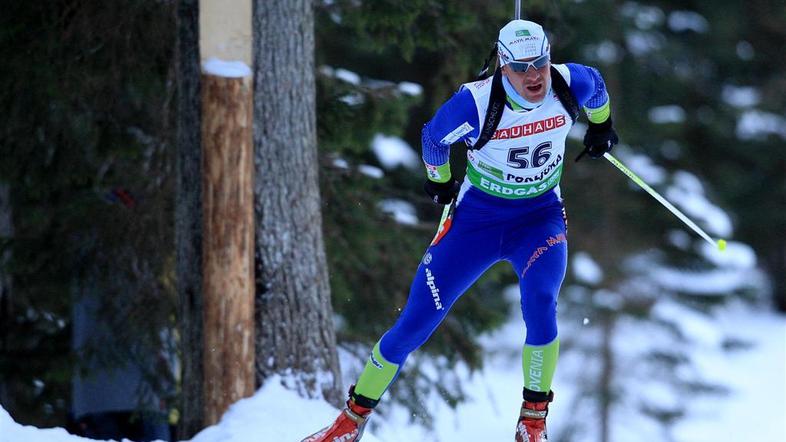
[421,88,480,183]
[565,63,611,124]
[566,63,619,160]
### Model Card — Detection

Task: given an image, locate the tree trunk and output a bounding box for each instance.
[0,183,13,410]
[252,0,342,406]
[598,313,615,442]
[770,244,786,312]
[598,5,624,441]
[768,159,786,313]
[201,72,255,425]
[175,0,204,436]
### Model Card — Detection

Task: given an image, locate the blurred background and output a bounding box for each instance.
[0,1,784,441]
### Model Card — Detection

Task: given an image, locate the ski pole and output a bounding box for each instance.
[602,152,727,251]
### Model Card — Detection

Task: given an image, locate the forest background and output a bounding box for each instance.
[0,1,784,441]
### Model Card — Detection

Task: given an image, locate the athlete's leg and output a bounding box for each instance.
[354,201,502,401]
[506,207,567,393]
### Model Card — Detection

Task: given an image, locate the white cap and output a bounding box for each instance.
[497,20,550,66]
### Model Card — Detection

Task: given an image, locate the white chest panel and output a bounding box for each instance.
[461,73,573,199]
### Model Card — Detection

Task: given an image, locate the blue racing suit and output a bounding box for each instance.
[353,62,611,400]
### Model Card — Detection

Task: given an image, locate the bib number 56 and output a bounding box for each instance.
[507,142,552,169]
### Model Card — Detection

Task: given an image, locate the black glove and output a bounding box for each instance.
[424,178,460,205]
[576,117,619,162]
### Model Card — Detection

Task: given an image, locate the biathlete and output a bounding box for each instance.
[303,19,619,442]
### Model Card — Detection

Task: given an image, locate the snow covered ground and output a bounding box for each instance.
[671,305,786,441]
[2,300,784,442]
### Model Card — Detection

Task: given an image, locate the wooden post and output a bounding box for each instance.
[200,0,255,426]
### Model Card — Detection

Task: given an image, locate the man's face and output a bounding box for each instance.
[502,55,551,104]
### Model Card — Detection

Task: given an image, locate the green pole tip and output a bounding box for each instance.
[717,239,727,251]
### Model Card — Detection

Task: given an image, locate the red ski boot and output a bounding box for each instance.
[515,389,554,442]
[301,386,376,442]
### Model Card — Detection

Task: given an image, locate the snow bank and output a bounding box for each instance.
[2,303,784,442]
[0,377,385,442]
[672,305,786,441]
[189,377,384,442]
[0,406,100,442]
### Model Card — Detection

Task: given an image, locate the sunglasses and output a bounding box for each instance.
[507,53,550,73]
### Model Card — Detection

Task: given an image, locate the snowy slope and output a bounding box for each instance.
[187,379,385,442]
[2,303,783,442]
[0,379,385,442]
[671,306,786,441]
[0,407,97,442]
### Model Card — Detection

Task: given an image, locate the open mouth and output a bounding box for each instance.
[526,84,543,93]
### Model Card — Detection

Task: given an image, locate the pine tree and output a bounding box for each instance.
[0,0,177,427]
[551,1,773,440]
[312,0,517,424]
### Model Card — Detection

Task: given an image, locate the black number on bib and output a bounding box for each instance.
[507,147,530,169]
[507,142,552,169]
[532,142,552,167]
